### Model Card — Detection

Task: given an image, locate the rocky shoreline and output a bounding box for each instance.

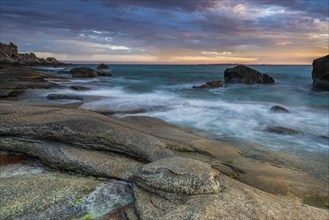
[0,52,328,219]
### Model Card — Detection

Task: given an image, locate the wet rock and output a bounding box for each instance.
[192,80,223,89]
[265,126,303,135]
[70,67,98,78]
[0,65,59,99]
[97,63,110,70]
[224,65,275,84]
[135,157,221,199]
[0,89,23,98]
[70,85,90,91]
[47,94,83,100]
[270,105,290,113]
[312,54,329,90]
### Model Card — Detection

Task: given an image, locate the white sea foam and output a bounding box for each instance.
[33,66,66,71]
[26,64,329,152]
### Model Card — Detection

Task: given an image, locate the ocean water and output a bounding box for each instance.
[35,64,329,153]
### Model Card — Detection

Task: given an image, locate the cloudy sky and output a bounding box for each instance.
[0,0,328,64]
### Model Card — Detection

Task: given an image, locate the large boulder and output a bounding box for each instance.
[192,80,223,89]
[70,67,98,78]
[96,63,110,70]
[224,65,275,84]
[135,157,221,199]
[312,55,329,90]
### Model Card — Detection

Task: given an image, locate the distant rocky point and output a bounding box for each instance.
[312,54,329,90]
[224,65,275,84]
[0,42,65,66]
[97,63,110,70]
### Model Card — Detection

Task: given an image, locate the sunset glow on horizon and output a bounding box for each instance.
[1,0,328,65]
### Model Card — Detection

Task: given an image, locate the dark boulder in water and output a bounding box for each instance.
[70,67,98,78]
[265,126,303,135]
[96,63,110,70]
[193,80,223,89]
[224,65,275,84]
[270,105,290,113]
[312,55,329,90]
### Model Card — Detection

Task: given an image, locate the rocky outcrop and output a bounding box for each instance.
[70,67,98,78]
[97,63,110,70]
[0,42,65,66]
[224,65,275,84]
[1,102,328,219]
[312,55,329,90]
[192,80,223,89]
[0,65,61,99]
[270,105,290,113]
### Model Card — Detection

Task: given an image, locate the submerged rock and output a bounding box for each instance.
[70,67,98,78]
[192,80,223,89]
[70,85,90,91]
[224,65,275,84]
[312,54,329,90]
[270,105,290,113]
[47,94,83,100]
[265,126,303,135]
[97,63,110,70]
[97,71,113,76]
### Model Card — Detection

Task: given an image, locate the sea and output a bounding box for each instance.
[31,64,329,155]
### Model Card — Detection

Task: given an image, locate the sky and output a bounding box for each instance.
[0,0,328,64]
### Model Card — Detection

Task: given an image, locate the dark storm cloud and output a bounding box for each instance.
[249,0,329,17]
[100,0,217,11]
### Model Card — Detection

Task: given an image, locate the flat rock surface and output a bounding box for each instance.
[0,101,328,219]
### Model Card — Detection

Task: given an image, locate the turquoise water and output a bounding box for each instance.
[36,64,329,152]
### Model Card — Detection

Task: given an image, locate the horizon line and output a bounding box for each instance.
[64,61,312,66]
